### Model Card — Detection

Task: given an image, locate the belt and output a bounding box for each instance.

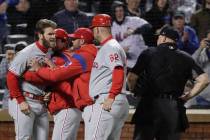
[24,92,44,102]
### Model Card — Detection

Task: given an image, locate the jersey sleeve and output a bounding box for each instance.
[7,51,31,104]
[37,56,85,82]
[104,47,125,70]
[23,71,52,86]
[108,66,124,99]
[54,81,73,96]
[9,51,30,76]
[131,16,148,29]
[7,71,25,104]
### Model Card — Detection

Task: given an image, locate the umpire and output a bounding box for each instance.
[127,26,209,140]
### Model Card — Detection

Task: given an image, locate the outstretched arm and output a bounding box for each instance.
[23,71,52,86]
[180,73,209,101]
[36,58,84,82]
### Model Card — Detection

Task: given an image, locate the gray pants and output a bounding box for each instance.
[8,98,49,140]
[83,95,129,140]
[52,108,82,140]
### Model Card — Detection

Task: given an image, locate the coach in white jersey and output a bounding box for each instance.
[111,1,151,70]
[7,19,57,140]
[83,14,129,140]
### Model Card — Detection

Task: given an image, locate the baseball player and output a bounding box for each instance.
[27,27,97,89]
[83,14,129,140]
[23,28,97,139]
[45,28,82,140]
[23,28,95,140]
[6,19,57,140]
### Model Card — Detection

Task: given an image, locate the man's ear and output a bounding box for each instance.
[38,33,43,40]
[81,39,85,45]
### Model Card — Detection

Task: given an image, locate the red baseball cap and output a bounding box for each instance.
[68,28,94,44]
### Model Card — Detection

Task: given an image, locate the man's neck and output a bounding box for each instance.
[38,40,43,46]
[176,26,184,33]
[100,34,111,42]
[100,34,112,46]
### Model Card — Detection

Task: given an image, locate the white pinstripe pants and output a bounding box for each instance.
[52,108,82,140]
[83,96,129,140]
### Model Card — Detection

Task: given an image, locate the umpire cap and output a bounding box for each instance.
[159,26,180,42]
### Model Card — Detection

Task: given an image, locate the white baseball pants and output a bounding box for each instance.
[52,108,82,140]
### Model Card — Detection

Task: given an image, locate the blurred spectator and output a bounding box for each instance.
[7,0,30,34]
[172,11,199,54]
[15,41,27,52]
[169,0,201,23]
[186,30,210,108]
[144,0,154,12]
[111,1,149,70]
[0,45,15,109]
[191,0,210,40]
[177,0,201,24]
[125,0,144,17]
[79,0,93,12]
[168,0,181,11]
[0,0,19,53]
[144,0,171,46]
[0,45,15,79]
[52,0,89,33]
[0,41,26,109]
[0,1,8,54]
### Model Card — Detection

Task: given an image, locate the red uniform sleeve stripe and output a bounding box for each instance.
[7,71,25,104]
[108,66,124,99]
[23,71,51,85]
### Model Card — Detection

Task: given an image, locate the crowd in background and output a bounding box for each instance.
[0,0,210,109]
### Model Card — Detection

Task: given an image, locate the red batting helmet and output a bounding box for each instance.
[90,14,112,28]
[55,28,68,40]
[68,28,94,44]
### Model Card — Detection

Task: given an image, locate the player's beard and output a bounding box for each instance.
[43,37,56,49]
